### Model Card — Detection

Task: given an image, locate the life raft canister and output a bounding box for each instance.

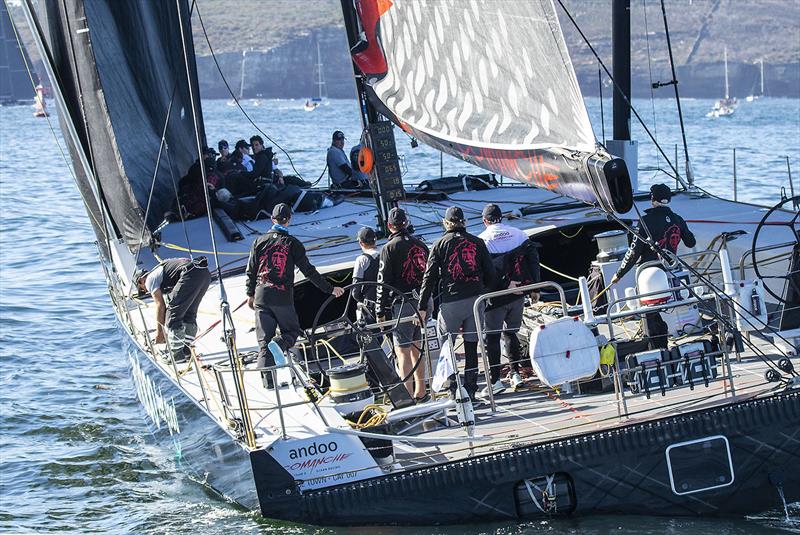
[638,266,673,306]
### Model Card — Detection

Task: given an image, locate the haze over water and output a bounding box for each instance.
[1,97,798,534]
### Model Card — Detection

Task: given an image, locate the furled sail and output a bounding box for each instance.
[349,0,632,213]
[39,0,205,250]
[1,2,38,104]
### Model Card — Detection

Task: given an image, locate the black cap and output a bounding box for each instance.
[357,226,376,244]
[481,203,502,222]
[650,183,672,204]
[202,145,218,157]
[218,139,229,151]
[444,206,465,222]
[133,268,147,283]
[332,130,346,141]
[272,203,292,221]
[235,139,250,150]
[387,207,408,227]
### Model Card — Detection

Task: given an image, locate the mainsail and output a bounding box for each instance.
[1,2,38,104]
[349,0,632,213]
[39,0,205,250]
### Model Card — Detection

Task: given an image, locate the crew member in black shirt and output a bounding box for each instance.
[611,184,696,349]
[246,203,345,388]
[418,206,495,399]
[376,207,430,400]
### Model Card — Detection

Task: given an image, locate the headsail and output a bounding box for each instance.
[348,0,632,213]
[39,0,205,250]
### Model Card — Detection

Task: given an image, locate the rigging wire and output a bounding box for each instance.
[192,2,328,185]
[554,0,689,190]
[642,0,663,175]
[128,90,182,297]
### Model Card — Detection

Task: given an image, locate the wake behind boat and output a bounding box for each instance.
[20,0,799,527]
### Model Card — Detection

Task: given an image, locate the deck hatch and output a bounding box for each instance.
[665,435,735,495]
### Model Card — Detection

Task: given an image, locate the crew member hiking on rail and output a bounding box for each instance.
[246,203,345,389]
[136,257,211,364]
[376,208,430,401]
[418,206,495,401]
[478,203,541,396]
[351,226,380,320]
[611,183,697,350]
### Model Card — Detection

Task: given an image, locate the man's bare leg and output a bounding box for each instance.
[396,346,415,395]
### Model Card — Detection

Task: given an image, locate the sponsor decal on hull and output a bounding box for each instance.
[129,354,181,437]
[269,435,384,490]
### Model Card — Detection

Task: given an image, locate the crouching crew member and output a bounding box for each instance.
[246,203,345,388]
[376,208,430,400]
[611,184,696,349]
[478,204,541,395]
[351,226,380,318]
[418,206,495,400]
[136,257,211,363]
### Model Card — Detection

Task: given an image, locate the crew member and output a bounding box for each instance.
[478,204,541,395]
[376,208,430,400]
[216,139,233,173]
[611,184,696,349]
[418,206,495,400]
[351,226,380,315]
[246,203,345,388]
[135,257,211,363]
[327,130,361,189]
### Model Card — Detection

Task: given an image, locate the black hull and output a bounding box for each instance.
[125,313,799,526]
[256,391,800,525]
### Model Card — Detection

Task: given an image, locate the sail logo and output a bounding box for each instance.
[129,355,181,436]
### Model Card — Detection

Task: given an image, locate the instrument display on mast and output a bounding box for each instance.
[368,121,405,202]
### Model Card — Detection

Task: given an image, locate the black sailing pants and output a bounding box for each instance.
[255,305,302,369]
[165,264,211,331]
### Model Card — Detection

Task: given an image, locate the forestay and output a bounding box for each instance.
[350,0,632,213]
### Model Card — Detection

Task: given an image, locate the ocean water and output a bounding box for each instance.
[1,97,798,535]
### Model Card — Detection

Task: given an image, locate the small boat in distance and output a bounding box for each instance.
[304,39,327,111]
[32,84,48,117]
[708,47,736,117]
[746,58,765,102]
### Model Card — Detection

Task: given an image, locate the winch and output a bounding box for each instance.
[594,229,629,261]
[325,363,374,416]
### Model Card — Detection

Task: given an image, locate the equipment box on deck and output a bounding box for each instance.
[626,349,673,395]
[672,340,719,387]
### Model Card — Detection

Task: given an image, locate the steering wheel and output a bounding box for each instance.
[751,195,800,304]
[307,281,423,363]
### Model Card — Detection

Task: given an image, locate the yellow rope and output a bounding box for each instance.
[558,226,583,239]
[351,403,390,429]
[540,262,579,282]
[162,242,248,256]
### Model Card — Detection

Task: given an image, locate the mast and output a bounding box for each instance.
[607,0,638,192]
[339,0,396,236]
[724,47,729,100]
[760,58,764,95]
[238,50,246,99]
[315,38,325,100]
